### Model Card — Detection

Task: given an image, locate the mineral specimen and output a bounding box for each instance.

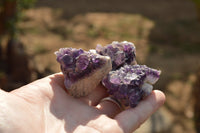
[55,48,112,97]
[96,41,136,70]
[102,65,161,107]
[55,41,161,107]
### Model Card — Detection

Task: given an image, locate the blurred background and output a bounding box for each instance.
[0,0,200,132]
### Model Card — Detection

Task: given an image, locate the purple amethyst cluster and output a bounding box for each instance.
[102,65,161,107]
[96,41,136,70]
[55,48,111,97]
[95,41,161,107]
[55,41,161,107]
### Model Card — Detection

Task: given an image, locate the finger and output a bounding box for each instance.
[80,84,109,106]
[73,125,100,133]
[49,73,109,106]
[47,72,65,89]
[11,73,67,101]
[115,90,165,133]
[0,88,8,96]
[96,97,123,118]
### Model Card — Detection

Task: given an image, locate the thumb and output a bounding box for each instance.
[114,90,165,133]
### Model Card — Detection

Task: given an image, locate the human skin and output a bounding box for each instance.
[0,73,165,133]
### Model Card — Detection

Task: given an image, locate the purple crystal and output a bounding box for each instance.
[102,65,161,108]
[55,41,162,101]
[96,41,136,70]
[76,54,90,71]
[55,48,112,97]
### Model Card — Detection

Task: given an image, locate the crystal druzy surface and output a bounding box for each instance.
[102,65,161,107]
[96,41,136,70]
[55,41,161,103]
[55,48,111,97]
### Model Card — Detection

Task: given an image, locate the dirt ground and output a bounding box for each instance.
[1,0,200,132]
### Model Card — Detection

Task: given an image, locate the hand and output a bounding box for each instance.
[0,73,165,133]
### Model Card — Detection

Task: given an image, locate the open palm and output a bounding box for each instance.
[0,73,165,133]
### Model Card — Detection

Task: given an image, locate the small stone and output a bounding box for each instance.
[55,48,112,97]
[96,41,136,70]
[102,64,161,108]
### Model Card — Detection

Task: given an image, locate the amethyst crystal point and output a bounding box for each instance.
[102,64,161,107]
[55,48,112,97]
[96,41,136,70]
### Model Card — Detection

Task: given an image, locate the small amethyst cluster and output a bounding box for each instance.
[96,41,160,107]
[56,48,103,86]
[55,48,111,97]
[56,41,161,107]
[96,41,136,70]
[102,65,161,107]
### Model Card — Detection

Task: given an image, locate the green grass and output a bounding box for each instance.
[34,44,48,54]
[87,24,99,38]
[19,27,44,35]
[119,32,133,40]
[48,26,72,40]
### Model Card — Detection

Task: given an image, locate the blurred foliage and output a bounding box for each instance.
[0,0,37,38]
[18,0,36,9]
[0,0,36,9]
[192,0,200,5]
[192,0,200,20]
[16,0,37,36]
[34,44,48,55]
[16,0,37,37]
